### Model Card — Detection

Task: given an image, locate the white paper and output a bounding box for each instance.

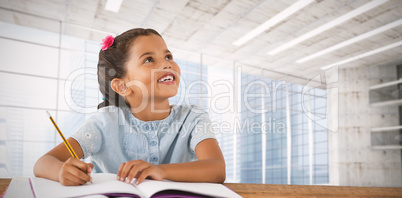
[136,179,242,198]
[31,173,242,198]
[30,173,144,198]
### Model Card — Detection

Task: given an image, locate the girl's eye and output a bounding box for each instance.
[144,57,153,63]
[165,54,173,61]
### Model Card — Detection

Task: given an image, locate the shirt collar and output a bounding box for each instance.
[127,105,177,131]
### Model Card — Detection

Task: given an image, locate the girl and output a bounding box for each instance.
[33,28,226,186]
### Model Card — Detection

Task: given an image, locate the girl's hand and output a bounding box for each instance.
[117,160,165,185]
[58,157,93,186]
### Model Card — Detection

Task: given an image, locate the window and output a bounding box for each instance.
[239,69,263,183]
[0,21,329,185]
[0,22,100,177]
[235,67,329,184]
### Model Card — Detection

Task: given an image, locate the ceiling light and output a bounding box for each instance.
[320,40,402,70]
[232,0,315,47]
[267,0,389,55]
[105,0,123,13]
[297,18,402,63]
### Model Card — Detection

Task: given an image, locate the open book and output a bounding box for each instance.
[30,173,242,198]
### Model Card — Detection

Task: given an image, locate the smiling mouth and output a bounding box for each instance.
[157,73,175,83]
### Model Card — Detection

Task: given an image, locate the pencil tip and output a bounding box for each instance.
[46,111,51,117]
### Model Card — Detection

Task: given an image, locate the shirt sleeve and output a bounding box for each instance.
[189,110,216,152]
[71,116,103,159]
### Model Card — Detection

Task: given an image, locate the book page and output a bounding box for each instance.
[134,179,242,198]
[30,173,144,198]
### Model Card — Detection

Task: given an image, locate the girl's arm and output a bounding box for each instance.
[118,138,225,184]
[33,137,93,186]
[159,138,226,183]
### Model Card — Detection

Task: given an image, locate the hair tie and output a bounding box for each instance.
[101,35,114,51]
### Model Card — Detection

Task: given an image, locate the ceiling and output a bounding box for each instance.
[0,0,401,82]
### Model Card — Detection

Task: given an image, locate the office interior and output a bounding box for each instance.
[0,0,401,187]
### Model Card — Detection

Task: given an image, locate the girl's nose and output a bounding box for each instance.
[162,62,172,70]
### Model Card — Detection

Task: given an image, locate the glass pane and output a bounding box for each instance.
[21,142,56,177]
[0,22,59,47]
[169,53,204,107]
[59,50,86,80]
[0,73,58,109]
[239,65,262,183]
[59,74,101,114]
[204,55,236,182]
[0,38,59,78]
[0,107,56,142]
[59,38,99,80]
[0,107,57,177]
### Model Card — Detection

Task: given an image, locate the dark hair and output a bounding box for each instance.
[97,28,162,109]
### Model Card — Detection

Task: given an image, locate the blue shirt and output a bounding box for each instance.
[71,105,216,174]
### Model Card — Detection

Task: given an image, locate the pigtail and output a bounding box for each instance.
[97,48,126,109]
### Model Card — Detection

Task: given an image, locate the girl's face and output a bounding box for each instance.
[124,34,181,101]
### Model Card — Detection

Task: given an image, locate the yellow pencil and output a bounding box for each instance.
[46,111,78,159]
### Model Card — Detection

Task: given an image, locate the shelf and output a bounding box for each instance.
[371,126,402,132]
[370,99,402,107]
[370,145,402,150]
[369,78,402,90]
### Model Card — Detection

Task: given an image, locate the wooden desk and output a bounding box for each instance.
[0,179,11,196]
[1,178,402,197]
[223,183,402,198]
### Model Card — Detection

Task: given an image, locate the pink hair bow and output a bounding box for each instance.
[101,35,114,51]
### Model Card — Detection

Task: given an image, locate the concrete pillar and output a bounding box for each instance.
[328,64,402,187]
